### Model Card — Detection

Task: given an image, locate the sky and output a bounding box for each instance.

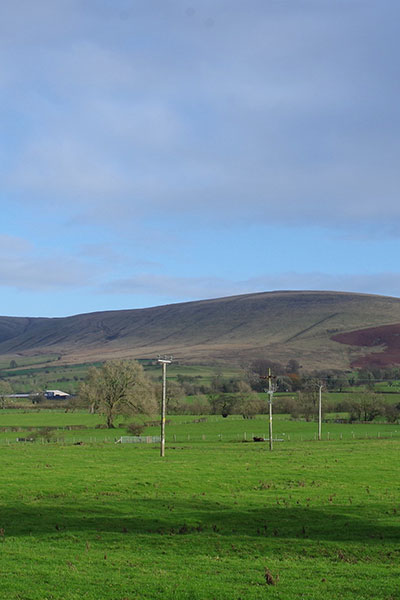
[2,0,400,317]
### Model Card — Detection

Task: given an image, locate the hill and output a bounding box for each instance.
[1,290,400,370]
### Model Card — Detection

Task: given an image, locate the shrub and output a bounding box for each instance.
[126,422,145,435]
[31,427,57,443]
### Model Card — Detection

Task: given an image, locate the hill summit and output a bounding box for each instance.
[1,290,400,369]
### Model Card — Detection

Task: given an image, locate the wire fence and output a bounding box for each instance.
[1,428,399,445]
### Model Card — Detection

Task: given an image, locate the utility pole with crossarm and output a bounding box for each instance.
[157,356,172,457]
[260,368,276,451]
[318,382,324,441]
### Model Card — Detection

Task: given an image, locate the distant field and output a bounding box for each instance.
[0,360,104,394]
[320,390,400,405]
[146,363,242,385]
[0,360,242,394]
[0,416,399,599]
[0,354,60,369]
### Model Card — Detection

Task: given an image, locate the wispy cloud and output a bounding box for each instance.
[103,271,400,302]
[2,1,400,235]
[1,2,400,314]
[0,235,95,291]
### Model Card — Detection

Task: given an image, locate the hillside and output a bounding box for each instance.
[333,324,400,368]
[1,290,400,370]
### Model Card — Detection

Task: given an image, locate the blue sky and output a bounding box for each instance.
[2,0,400,317]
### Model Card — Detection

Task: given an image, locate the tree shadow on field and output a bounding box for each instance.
[1,498,399,544]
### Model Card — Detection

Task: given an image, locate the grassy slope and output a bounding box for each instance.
[1,291,400,370]
[0,429,399,599]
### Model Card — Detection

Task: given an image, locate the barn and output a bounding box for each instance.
[44,390,70,399]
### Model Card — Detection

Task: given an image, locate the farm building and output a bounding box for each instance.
[44,390,70,399]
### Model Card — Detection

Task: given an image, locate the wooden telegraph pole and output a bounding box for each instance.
[158,356,172,457]
[318,382,323,441]
[260,369,275,451]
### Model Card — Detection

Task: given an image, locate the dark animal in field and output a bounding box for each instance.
[264,567,279,585]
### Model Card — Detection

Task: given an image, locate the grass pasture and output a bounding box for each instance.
[0,362,102,394]
[0,360,241,394]
[0,412,399,445]
[0,412,400,599]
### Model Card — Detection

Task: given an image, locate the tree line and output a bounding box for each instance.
[2,357,400,426]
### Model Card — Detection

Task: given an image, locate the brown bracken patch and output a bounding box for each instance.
[332,323,400,367]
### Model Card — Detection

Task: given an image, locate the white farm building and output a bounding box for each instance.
[44,390,70,399]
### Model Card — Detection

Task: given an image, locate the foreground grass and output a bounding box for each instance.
[0,437,399,599]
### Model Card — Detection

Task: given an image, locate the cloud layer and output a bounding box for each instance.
[2,1,400,234]
[0,235,94,291]
[104,271,400,303]
[1,1,400,314]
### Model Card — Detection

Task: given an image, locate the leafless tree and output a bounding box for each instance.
[79,360,156,428]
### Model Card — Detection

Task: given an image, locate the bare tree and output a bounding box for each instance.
[79,360,156,428]
[349,391,385,422]
[235,381,263,419]
[300,377,320,421]
[0,380,12,409]
[79,367,101,414]
[165,380,186,413]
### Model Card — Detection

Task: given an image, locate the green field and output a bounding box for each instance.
[0,354,61,370]
[0,411,399,445]
[0,362,103,394]
[1,411,400,599]
[0,360,241,394]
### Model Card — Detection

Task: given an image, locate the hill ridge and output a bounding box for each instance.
[1,290,400,369]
